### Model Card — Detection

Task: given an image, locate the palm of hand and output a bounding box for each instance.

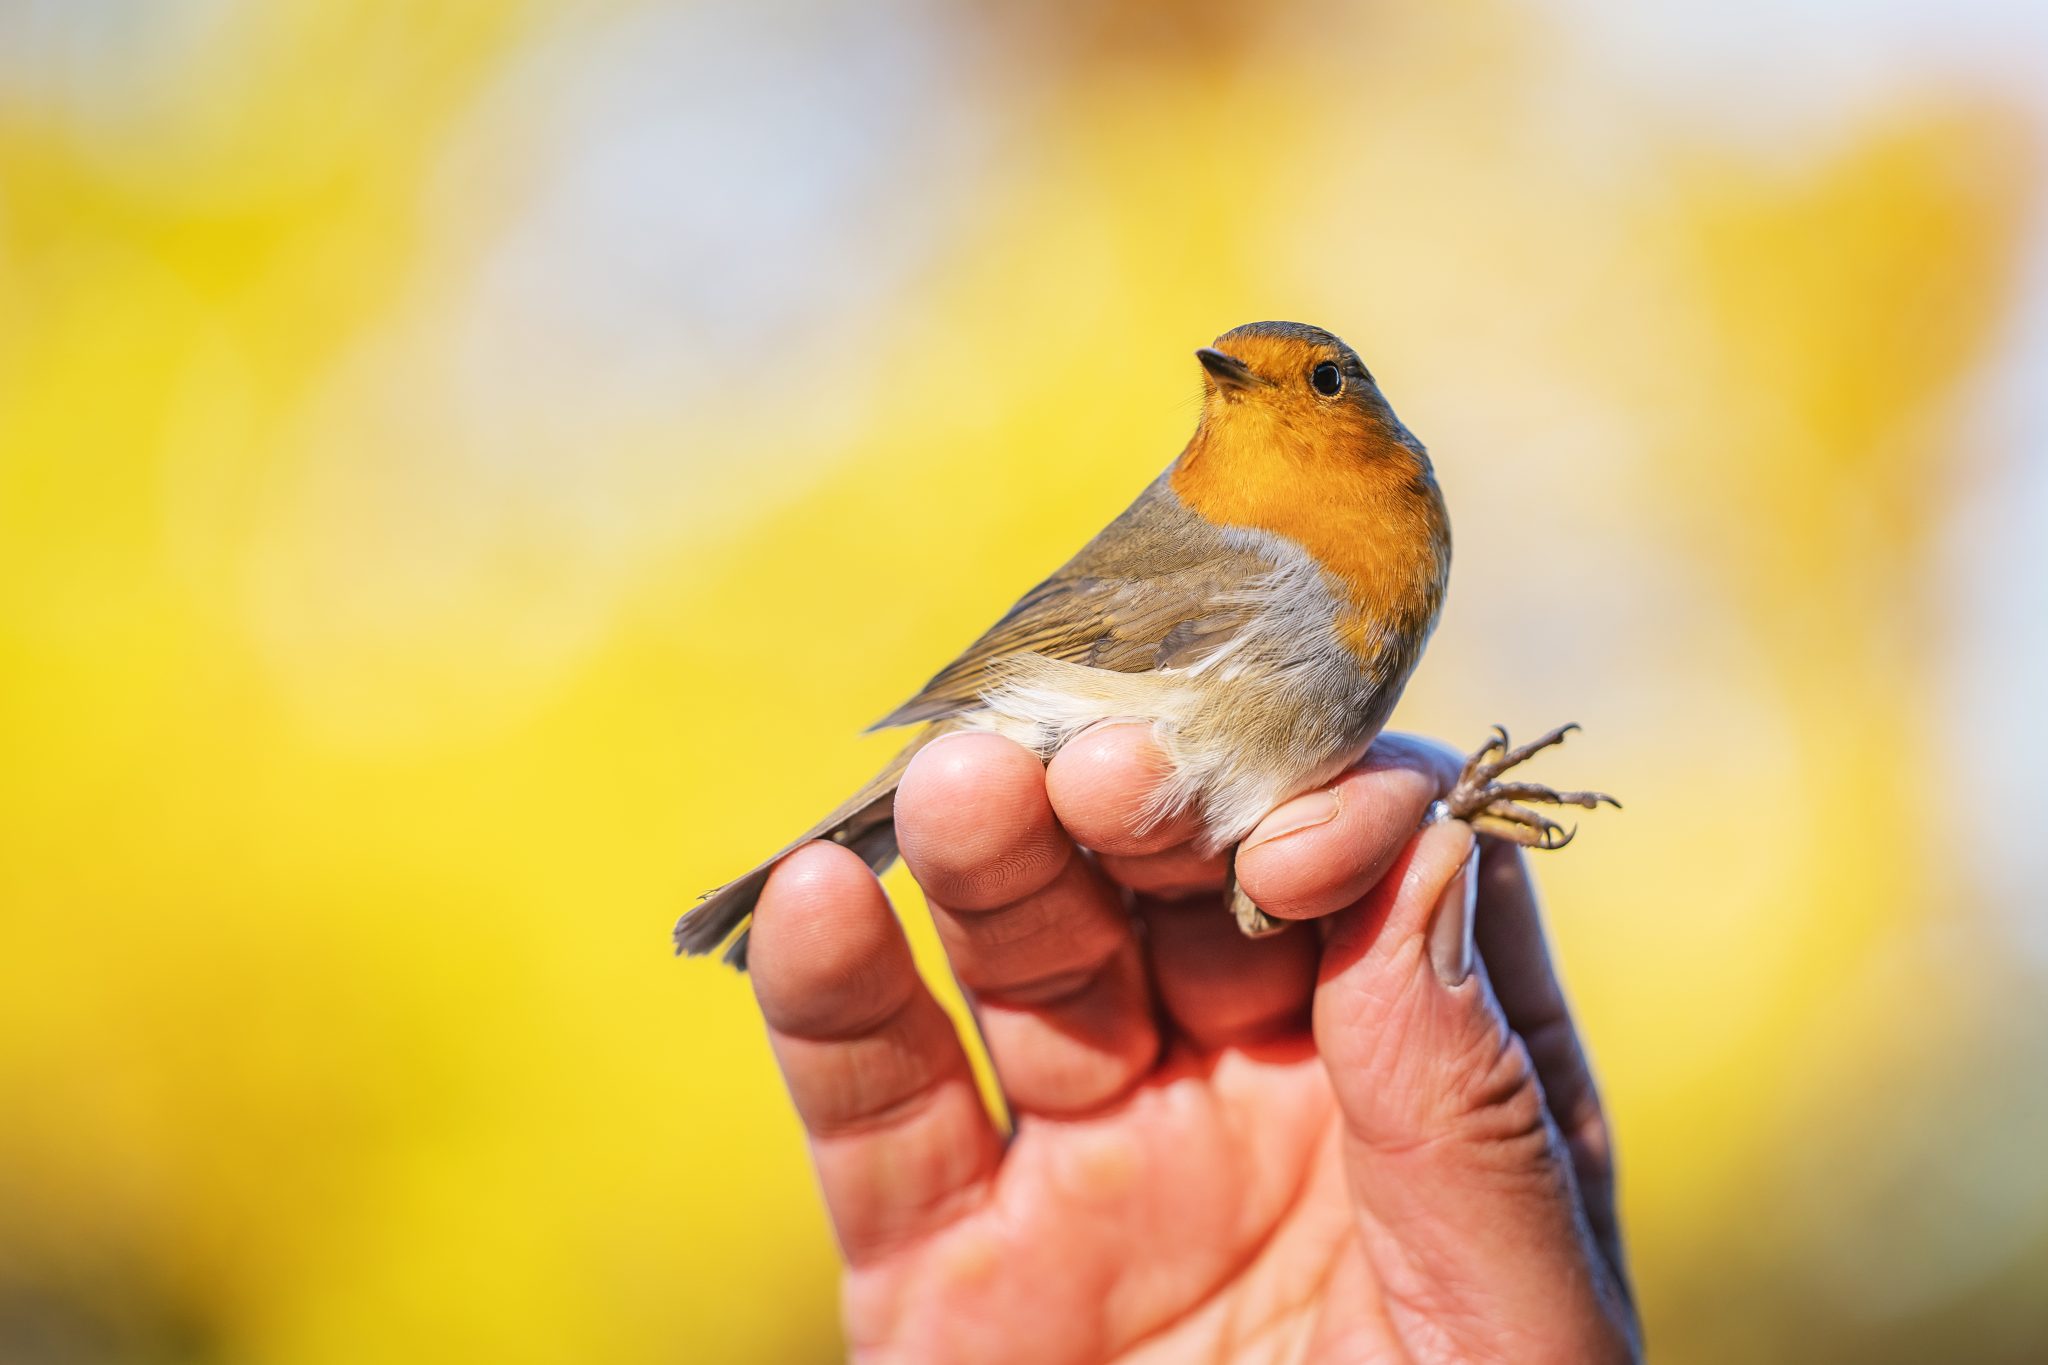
[850,1042,1366,1361]
[744,728,1637,1364]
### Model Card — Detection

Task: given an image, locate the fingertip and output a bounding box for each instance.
[1046,722,1200,855]
[897,731,1068,910]
[1235,759,1441,920]
[899,731,1047,825]
[751,841,913,1040]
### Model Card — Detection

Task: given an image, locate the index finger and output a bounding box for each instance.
[1045,728,1460,917]
[1231,733,1462,921]
[897,733,1160,1118]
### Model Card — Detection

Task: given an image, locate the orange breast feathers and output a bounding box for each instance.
[1168,401,1451,661]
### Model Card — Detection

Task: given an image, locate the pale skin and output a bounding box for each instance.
[747,724,1641,1363]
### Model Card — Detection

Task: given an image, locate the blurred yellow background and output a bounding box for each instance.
[4,1,2045,1361]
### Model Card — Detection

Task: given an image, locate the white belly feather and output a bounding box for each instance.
[970,528,1402,855]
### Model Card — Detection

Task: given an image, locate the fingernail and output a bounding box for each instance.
[1428,844,1479,986]
[1243,790,1340,850]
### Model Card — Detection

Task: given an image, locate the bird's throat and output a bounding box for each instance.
[1170,423,1451,660]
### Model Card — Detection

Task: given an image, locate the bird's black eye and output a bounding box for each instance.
[1311,362,1343,397]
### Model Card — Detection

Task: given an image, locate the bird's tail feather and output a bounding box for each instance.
[673,722,957,970]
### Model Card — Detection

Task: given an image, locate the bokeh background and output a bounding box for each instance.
[3,1,2045,1361]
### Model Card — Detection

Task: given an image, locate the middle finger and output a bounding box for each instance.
[895,731,1159,1118]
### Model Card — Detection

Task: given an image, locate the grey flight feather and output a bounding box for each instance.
[671,724,940,968]
[867,473,1271,732]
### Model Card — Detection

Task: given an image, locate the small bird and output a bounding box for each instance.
[677,321,1613,968]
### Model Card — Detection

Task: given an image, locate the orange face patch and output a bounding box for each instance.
[1171,330,1450,659]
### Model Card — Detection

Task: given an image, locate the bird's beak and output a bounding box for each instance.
[1196,347,1264,392]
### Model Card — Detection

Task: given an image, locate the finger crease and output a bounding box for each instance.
[806,1056,972,1143]
[971,957,1111,1010]
[771,983,917,1045]
[938,836,1073,914]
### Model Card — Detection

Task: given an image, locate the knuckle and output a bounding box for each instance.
[919,824,1071,911]
[936,859,1127,992]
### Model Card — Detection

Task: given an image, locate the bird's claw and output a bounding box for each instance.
[1443,723,1617,851]
[1228,876,1286,938]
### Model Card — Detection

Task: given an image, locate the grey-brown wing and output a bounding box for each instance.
[868,472,1268,730]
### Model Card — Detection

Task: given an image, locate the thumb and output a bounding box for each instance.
[1313,816,1631,1362]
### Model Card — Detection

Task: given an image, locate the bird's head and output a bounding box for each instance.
[1174,321,1448,631]
[1185,321,1429,490]
[1194,321,1411,456]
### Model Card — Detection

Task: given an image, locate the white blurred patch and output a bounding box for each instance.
[0,0,237,152]
[248,0,992,744]
[1939,231,2048,969]
[1537,0,2048,150]
[425,0,987,471]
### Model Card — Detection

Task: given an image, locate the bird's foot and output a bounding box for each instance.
[1435,723,1620,850]
[1228,870,1287,939]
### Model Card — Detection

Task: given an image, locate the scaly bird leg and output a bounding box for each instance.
[1229,723,1616,939]
[1228,857,1286,939]
[1437,722,1620,851]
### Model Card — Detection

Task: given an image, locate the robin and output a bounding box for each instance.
[677,321,1614,967]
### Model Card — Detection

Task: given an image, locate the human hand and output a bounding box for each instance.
[746,726,1639,1363]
